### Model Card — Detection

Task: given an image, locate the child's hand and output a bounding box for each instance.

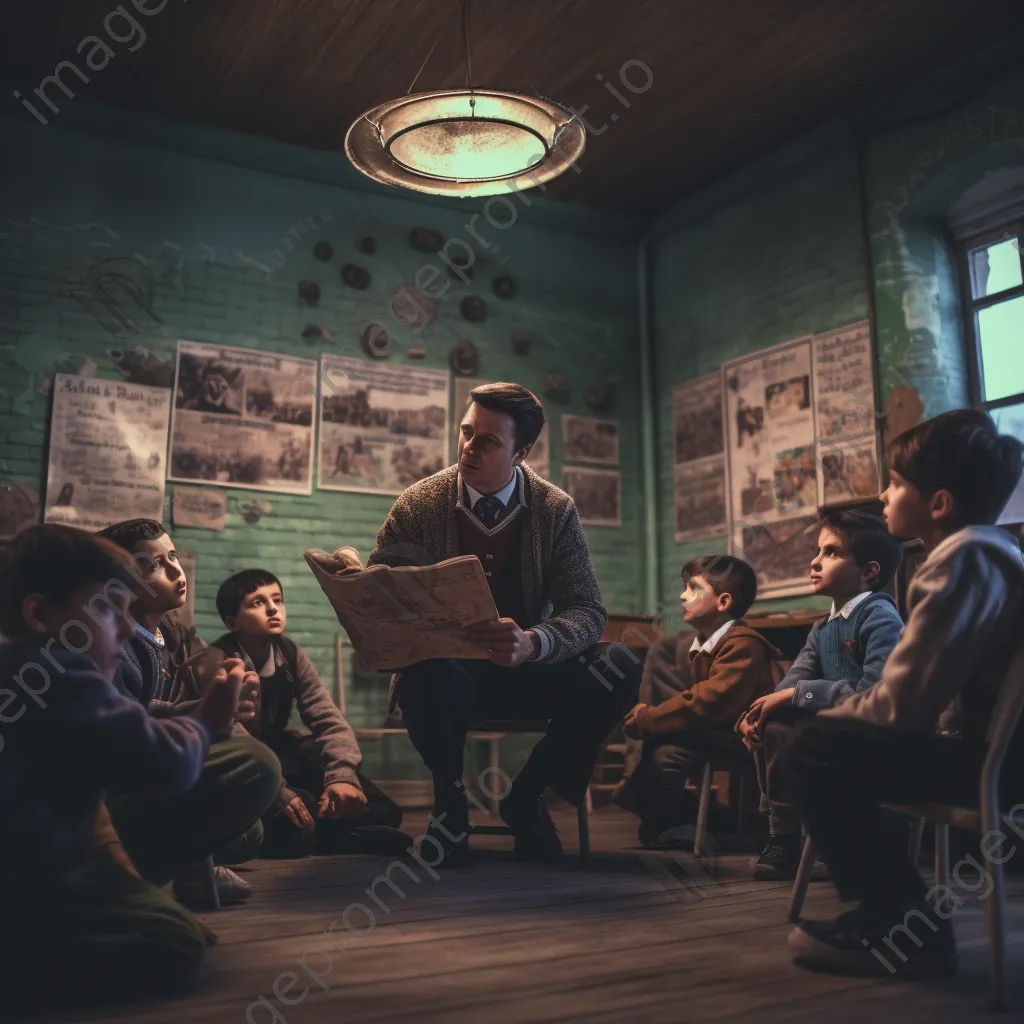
[623,703,648,741]
[284,795,316,834]
[195,657,244,735]
[318,782,368,820]
[236,671,260,724]
[747,688,796,729]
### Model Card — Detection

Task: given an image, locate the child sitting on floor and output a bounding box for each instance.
[212,568,409,857]
[736,510,904,880]
[621,555,782,849]
[783,409,1024,978]
[0,525,243,1005]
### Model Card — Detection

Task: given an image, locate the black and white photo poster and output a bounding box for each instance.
[169,341,316,495]
[672,373,726,543]
[812,321,880,507]
[562,415,620,466]
[44,373,170,530]
[319,356,449,495]
[563,466,621,527]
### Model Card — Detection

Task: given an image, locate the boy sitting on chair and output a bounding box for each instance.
[736,510,904,880]
[783,409,1024,978]
[622,555,781,849]
[212,569,408,858]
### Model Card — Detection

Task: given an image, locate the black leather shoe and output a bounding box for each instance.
[420,819,473,868]
[501,792,563,864]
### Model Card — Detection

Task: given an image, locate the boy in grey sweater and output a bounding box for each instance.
[213,568,407,857]
[783,409,1024,979]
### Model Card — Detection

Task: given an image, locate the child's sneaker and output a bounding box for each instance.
[751,836,802,880]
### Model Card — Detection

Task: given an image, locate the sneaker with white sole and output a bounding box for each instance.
[173,864,252,910]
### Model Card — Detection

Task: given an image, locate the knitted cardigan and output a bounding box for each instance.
[367,464,607,664]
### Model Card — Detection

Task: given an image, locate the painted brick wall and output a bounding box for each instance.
[648,123,870,619]
[0,106,642,778]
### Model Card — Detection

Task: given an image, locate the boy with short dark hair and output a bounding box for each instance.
[0,525,243,1003]
[213,568,407,858]
[784,409,1024,978]
[98,518,281,908]
[621,555,781,848]
[737,510,904,879]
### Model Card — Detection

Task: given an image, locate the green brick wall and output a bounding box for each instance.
[0,104,642,778]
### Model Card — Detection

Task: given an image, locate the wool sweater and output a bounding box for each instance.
[112,619,207,717]
[823,526,1024,742]
[782,592,903,711]
[367,464,607,664]
[0,642,210,874]
[632,623,782,734]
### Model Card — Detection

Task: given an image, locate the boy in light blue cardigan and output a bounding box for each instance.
[737,510,904,879]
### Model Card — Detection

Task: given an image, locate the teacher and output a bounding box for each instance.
[367,382,640,865]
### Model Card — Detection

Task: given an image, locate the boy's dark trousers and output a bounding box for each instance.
[394,643,642,812]
[783,716,1024,911]
[631,729,749,838]
[261,731,403,858]
[754,705,816,836]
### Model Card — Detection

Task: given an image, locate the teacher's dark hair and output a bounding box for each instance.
[469,382,546,451]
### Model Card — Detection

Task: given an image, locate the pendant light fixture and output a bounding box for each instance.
[345,0,585,198]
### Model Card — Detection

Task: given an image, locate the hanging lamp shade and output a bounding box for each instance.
[345,89,586,198]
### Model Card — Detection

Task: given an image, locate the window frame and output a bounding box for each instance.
[959,220,1024,414]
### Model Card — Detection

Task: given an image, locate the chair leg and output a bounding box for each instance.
[578,799,591,861]
[487,737,501,816]
[909,817,925,865]
[934,822,951,888]
[694,762,713,858]
[788,835,816,923]
[982,784,1009,1010]
[736,774,745,835]
[204,855,220,911]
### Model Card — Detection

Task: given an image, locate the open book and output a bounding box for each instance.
[303,550,500,671]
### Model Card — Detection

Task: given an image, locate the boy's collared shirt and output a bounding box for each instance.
[689,619,737,657]
[829,590,872,621]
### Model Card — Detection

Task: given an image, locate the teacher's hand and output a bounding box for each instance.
[467,618,540,668]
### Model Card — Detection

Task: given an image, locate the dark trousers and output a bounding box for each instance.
[261,731,403,858]
[784,716,1024,910]
[396,642,642,807]
[632,729,750,835]
[110,734,282,884]
[754,706,815,836]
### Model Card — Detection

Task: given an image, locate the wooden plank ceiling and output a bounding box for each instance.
[4,0,1024,215]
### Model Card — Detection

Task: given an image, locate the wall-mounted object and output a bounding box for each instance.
[109,346,175,388]
[390,285,437,329]
[407,347,426,359]
[362,323,390,359]
[511,331,533,356]
[585,382,615,414]
[450,340,479,377]
[341,264,371,289]
[313,241,334,261]
[298,279,321,306]
[302,324,334,344]
[240,498,273,524]
[544,372,569,403]
[460,296,486,323]
[409,227,444,253]
[357,236,377,255]
[492,275,517,300]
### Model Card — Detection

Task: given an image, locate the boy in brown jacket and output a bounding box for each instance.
[622,555,780,848]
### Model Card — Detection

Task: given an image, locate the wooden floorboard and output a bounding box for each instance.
[12,808,1024,1023]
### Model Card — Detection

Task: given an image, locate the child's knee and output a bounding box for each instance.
[145,902,208,986]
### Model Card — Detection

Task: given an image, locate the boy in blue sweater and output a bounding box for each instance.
[0,525,243,1004]
[737,510,904,879]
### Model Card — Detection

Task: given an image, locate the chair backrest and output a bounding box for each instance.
[981,634,1024,791]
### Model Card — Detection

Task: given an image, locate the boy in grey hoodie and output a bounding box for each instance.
[784,409,1024,979]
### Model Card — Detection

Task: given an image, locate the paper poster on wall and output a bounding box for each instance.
[451,376,551,479]
[673,373,726,542]
[732,513,820,599]
[563,466,621,527]
[318,356,449,495]
[812,321,881,507]
[172,485,227,531]
[562,415,619,466]
[169,341,316,495]
[44,373,170,531]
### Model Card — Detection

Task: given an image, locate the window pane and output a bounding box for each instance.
[968,236,1023,300]
[978,295,1024,402]
[991,401,1024,444]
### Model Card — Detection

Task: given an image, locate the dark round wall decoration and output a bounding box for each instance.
[460,296,486,323]
[511,331,533,356]
[357,235,378,254]
[409,227,444,253]
[298,279,321,305]
[450,340,479,377]
[361,323,390,359]
[492,275,517,300]
[544,372,569,403]
[313,241,334,261]
[341,264,371,289]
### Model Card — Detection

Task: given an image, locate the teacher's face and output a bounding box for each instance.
[458,401,524,495]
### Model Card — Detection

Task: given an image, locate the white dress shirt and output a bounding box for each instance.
[689,619,737,656]
[828,590,873,621]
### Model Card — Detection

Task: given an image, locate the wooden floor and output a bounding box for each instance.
[15,808,1024,1023]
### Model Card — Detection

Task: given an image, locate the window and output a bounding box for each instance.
[961,221,1024,443]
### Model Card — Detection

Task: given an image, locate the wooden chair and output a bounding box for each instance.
[335,638,592,859]
[693,753,755,858]
[787,637,1024,1010]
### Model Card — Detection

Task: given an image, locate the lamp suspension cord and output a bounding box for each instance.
[406,32,442,95]
[463,0,476,112]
